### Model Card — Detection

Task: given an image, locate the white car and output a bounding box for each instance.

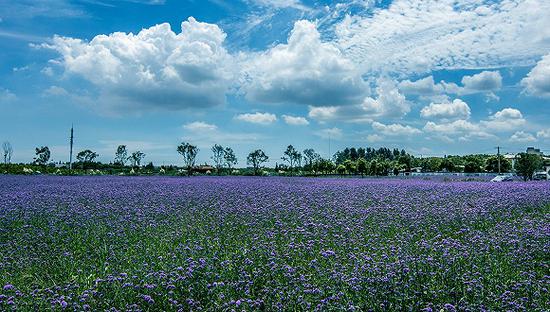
[491,175,514,182]
[533,172,549,181]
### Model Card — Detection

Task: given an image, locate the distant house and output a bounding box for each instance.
[194,165,215,174]
[503,153,517,169]
[526,147,543,156]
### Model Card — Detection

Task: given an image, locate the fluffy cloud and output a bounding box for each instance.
[423,119,496,142]
[243,20,368,106]
[420,99,471,121]
[399,71,501,99]
[481,108,525,131]
[521,53,550,98]
[235,112,277,125]
[282,115,309,126]
[183,121,218,132]
[335,0,550,75]
[308,78,409,123]
[423,119,480,134]
[537,129,550,139]
[398,76,448,96]
[461,71,502,93]
[371,122,421,136]
[46,17,234,110]
[361,79,410,118]
[510,131,537,143]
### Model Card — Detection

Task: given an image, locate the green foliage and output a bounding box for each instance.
[336,164,346,175]
[281,145,301,172]
[356,158,368,177]
[34,146,51,165]
[76,149,99,169]
[485,155,512,173]
[223,147,238,171]
[129,151,146,167]
[247,149,268,175]
[211,144,225,173]
[114,145,128,165]
[177,142,199,174]
[515,153,543,181]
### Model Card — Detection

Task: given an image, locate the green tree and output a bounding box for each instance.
[515,153,543,181]
[2,141,13,164]
[76,149,98,169]
[211,144,225,174]
[343,159,355,175]
[247,149,268,175]
[398,154,412,171]
[464,161,482,173]
[177,142,199,175]
[369,160,378,176]
[427,158,442,172]
[224,147,238,172]
[440,158,456,172]
[356,158,368,177]
[303,148,320,171]
[485,155,512,173]
[115,145,128,166]
[336,164,346,176]
[34,146,50,165]
[129,151,145,167]
[282,145,301,173]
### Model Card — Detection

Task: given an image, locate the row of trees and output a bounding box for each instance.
[3,140,547,180]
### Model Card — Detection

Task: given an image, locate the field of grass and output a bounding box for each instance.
[1,175,549,311]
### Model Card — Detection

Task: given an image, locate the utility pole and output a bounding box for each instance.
[497,146,501,175]
[69,125,74,171]
[328,135,331,161]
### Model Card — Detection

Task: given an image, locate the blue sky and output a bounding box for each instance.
[1,0,549,166]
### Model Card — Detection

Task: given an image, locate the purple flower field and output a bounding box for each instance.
[0,175,549,311]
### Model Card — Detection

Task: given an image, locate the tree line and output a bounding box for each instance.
[1,140,548,180]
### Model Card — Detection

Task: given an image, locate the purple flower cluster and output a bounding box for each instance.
[0,175,549,310]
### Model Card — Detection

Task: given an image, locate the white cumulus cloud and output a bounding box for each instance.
[521,53,550,98]
[243,20,368,106]
[420,99,471,121]
[45,17,234,111]
[235,112,277,125]
[183,121,218,132]
[510,131,537,143]
[461,71,502,93]
[372,122,422,136]
[282,115,309,126]
[481,108,525,131]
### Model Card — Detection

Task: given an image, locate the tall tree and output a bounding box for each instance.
[303,148,320,171]
[343,159,355,175]
[357,158,368,177]
[34,146,50,165]
[224,147,238,171]
[515,153,543,181]
[114,145,128,166]
[247,149,268,175]
[211,144,225,174]
[129,151,146,167]
[282,145,300,172]
[177,142,199,175]
[2,141,13,164]
[76,149,98,169]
